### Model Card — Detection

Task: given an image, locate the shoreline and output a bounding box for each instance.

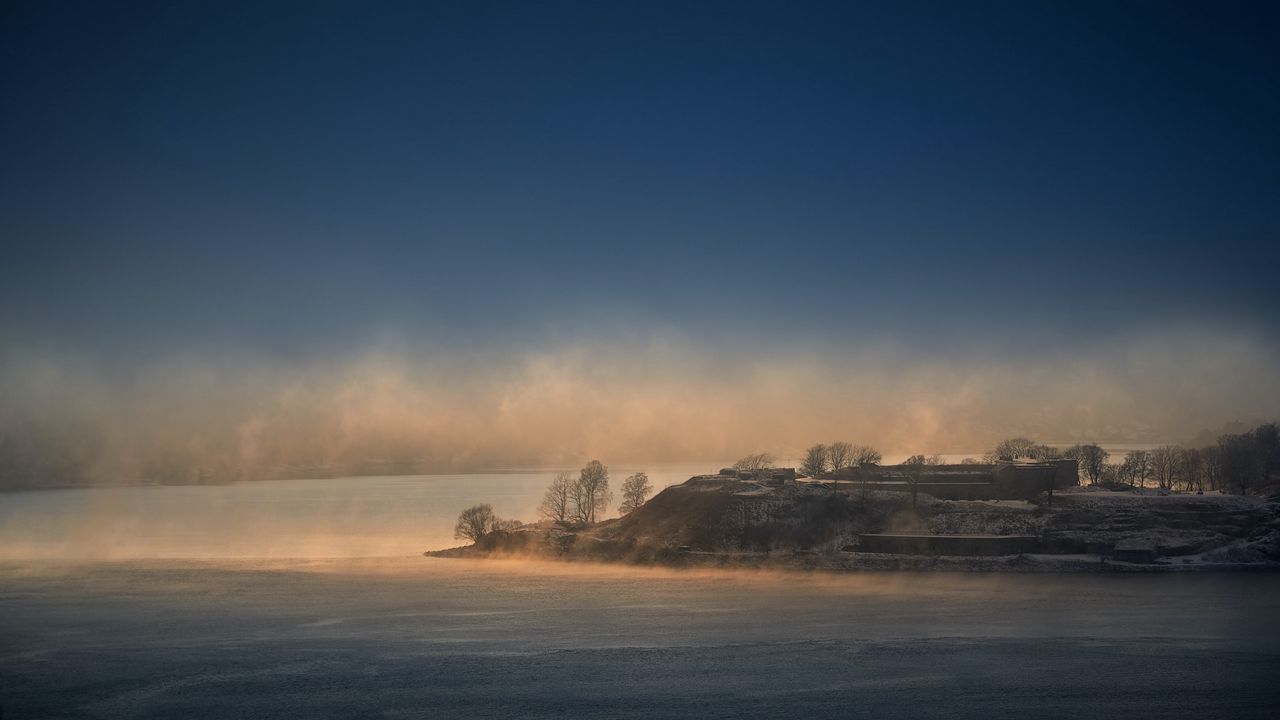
[423,547,1280,574]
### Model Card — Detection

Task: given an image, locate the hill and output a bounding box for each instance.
[429,474,1280,571]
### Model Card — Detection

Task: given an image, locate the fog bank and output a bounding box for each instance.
[2,328,1277,487]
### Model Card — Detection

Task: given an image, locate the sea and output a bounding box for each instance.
[1,468,1277,719]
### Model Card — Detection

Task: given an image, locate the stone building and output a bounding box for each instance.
[719,466,798,486]
[826,459,1078,501]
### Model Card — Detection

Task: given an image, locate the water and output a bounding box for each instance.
[1,558,1277,719]
[1,475,1278,718]
[0,466,714,559]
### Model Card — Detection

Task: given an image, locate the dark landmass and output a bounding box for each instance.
[428,476,1280,572]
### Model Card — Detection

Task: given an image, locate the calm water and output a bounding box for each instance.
[0,467,715,559]
[1,559,1278,719]
[1,474,1278,719]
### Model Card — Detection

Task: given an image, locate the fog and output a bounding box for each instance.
[2,327,1278,486]
[0,468,712,560]
[4,555,1279,719]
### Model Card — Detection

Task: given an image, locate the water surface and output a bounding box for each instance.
[1,474,1277,719]
[1,558,1277,719]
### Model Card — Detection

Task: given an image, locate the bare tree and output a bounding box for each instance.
[619,472,653,514]
[570,460,611,524]
[1029,444,1062,460]
[985,438,1061,462]
[824,443,879,495]
[1114,457,1134,486]
[732,453,775,474]
[903,454,942,465]
[1217,423,1279,495]
[454,504,497,542]
[988,437,1037,462]
[851,445,882,466]
[1065,443,1109,485]
[538,471,574,522]
[800,443,828,478]
[1122,450,1152,488]
[899,455,931,510]
[1150,445,1181,490]
[826,442,854,472]
[1200,445,1223,491]
[1180,447,1205,492]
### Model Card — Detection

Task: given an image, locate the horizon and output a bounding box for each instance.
[3,4,1280,718]
[3,1,1278,478]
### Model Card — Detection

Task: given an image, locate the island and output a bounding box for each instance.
[428,443,1280,572]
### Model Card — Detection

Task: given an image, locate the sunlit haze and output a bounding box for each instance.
[3,2,1278,481]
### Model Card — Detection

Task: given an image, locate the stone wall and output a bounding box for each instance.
[830,459,1079,501]
[858,533,1040,555]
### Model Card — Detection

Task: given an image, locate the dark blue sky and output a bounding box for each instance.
[3,0,1277,361]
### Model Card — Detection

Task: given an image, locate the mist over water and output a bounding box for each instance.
[0,444,1182,561]
[4,2,1279,716]
[3,464,1279,719]
[2,557,1278,719]
[0,467,713,559]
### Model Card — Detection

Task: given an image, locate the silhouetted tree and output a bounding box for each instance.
[570,460,611,524]
[1029,444,1063,460]
[1121,450,1152,488]
[732,452,775,474]
[1065,443,1109,485]
[824,443,880,494]
[1254,423,1280,487]
[1219,432,1261,495]
[851,445,882,466]
[454,504,498,542]
[903,454,942,465]
[1180,447,1205,492]
[1200,445,1223,491]
[988,437,1037,462]
[619,472,653,514]
[1150,445,1181,490]
[801,444,828,478]
[826,442,854,471]
[538,471,574,522]
[899,455,933,510]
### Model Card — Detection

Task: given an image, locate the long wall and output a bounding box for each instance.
[830,459,1078,501]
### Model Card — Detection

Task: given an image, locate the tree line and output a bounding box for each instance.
[982,422,1279,494]
[798,442,882,477]
[454,460,654,543]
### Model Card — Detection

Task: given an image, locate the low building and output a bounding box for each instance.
[827,459,1078,501]
[720,467,797,485]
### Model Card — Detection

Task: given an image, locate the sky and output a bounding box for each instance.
[1,1,1278,471]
